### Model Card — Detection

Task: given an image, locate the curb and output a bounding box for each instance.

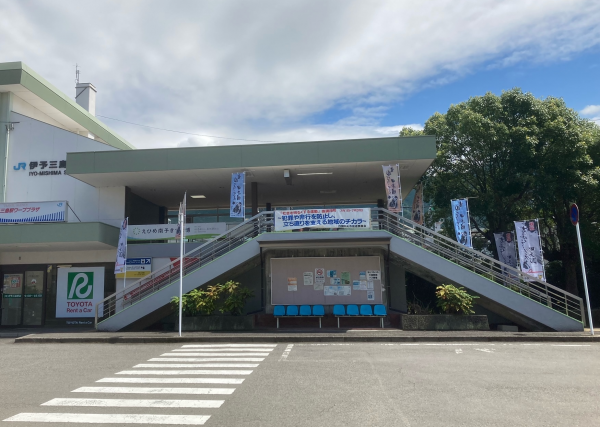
[14,335,600,344]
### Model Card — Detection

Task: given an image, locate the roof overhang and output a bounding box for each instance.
[0,62,134,150]
[67,136,436,209]
[0,222,119,253]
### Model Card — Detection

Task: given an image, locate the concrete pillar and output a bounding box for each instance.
[0,92,14,203]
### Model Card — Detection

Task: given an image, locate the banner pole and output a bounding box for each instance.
[576,223,594,335]
[179,209,183,338]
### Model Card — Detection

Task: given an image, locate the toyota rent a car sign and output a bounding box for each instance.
[56,267,105,317]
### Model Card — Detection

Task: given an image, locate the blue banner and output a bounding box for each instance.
[230,172,245,218]
[451,199,472,248]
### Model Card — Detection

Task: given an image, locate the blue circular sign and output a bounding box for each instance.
[570,203,579,226]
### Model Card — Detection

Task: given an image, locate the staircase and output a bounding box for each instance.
[95,209,584,332]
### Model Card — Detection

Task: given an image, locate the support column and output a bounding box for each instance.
[251,181,258,216]
[0,92,14,203]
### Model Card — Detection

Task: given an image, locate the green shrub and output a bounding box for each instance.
[435,284,479,315]
[171,281,254,316]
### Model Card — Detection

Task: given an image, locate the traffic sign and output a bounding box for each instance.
[569,203,579,226]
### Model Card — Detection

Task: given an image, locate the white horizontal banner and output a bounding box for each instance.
[0,201,67,223]
[128,223,226,241]
[274,208,371,231]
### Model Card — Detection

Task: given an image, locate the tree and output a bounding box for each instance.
[420,89,600,296]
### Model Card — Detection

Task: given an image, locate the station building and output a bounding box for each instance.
[0,62,584,332]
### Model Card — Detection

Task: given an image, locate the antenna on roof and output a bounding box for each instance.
[75,64,80,85]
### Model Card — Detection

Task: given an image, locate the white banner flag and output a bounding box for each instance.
[411,183,424,225]
[274,208,370,231]
[494,231,518,277]
[230,172,245,218]
[514,219,546,282]
[451,199,472,248]
[114,218,128,274]
[382,165,401,213]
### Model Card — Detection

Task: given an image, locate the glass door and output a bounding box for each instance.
[23,271,45,325]
[1,274,23,326]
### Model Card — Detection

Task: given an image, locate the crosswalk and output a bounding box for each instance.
[4,343,278,425]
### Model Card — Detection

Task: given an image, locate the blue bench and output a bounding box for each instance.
[274,305,325,328]
[333,304,387,328]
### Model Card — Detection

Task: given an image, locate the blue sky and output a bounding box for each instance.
[1,1,600,148]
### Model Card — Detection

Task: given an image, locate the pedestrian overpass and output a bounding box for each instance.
[95,209,584,332]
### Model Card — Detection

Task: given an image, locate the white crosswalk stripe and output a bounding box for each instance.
[117,369,254,375]
[3,343,277,425]
[97,377,245,384]
[161,352,271,356]
[134,363,259,368]
[42,398,224,408]
[181,344,277,348]
[4,413,211,425]
[172,348,274,352]
[73,386,235,395]
[149,357,265,362]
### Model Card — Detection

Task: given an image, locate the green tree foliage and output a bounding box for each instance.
[420,89,600,295]
[171,281,254,316]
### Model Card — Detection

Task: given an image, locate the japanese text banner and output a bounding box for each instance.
[493,231,518,277]
[230,172,245,218]
[451,199,472,248]
[274,208,371,231]
[514,219,546,282]
[0,201,67,223]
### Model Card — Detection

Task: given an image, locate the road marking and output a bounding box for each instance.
[97,377,245,384]
[72,386,235,395]
[455,349,462,354]
[181,344,276,348]
[551,344,591,347]
[475,348,494,353]
[3,413,210,425]
[172,349,274,352]
[134,363,259,368]
[117,370,253,375]
[42,398,224,408]
[279,344,294,361]
[149,358,265,362]
[162,353,271,357]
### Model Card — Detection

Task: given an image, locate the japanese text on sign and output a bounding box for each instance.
[274,208,371,231]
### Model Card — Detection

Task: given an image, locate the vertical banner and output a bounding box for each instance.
[382,164,401,213]
[451,199,472,248]
[514,219,546,282]
[230,172,245,218]
[493,232,518,277]
[411,183,424,225]
[114,218,128,274]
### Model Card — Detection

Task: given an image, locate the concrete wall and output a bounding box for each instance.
[0,249,116,265]
[388,259,407,312]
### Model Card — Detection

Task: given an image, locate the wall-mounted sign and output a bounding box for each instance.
[128,223,227,241]
[116,258,152,279]
[274,208,371,231]
[0,201,67,223]
[56,267,105,318]
[13,159,67,176]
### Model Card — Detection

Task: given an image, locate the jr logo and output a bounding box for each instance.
[13,162,26,171]
[67,272,94,299]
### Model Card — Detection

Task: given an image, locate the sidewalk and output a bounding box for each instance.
[6,328,599,344]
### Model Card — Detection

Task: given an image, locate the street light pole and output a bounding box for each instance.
[571,203,593,335]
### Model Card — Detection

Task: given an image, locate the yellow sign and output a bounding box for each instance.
[115,271,152,279]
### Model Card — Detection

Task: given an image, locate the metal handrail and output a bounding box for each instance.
[371,208,584,323]
[95,208,584,328]
[95,211,274,327]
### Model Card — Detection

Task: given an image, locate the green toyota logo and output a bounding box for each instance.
[67,272,94,300]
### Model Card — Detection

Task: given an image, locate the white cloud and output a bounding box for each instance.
[581,105,600,125]
[1,0,599,148]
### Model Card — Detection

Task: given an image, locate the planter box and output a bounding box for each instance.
[181,315,255,331]
[400,314,489,331]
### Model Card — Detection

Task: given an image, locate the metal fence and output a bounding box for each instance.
[96,208,584,328]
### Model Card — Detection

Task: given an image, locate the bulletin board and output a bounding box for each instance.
[270,256,383,305]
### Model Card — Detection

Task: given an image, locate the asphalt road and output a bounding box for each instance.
[0,339,598,426]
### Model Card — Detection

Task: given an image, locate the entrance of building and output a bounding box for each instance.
[1,267,46,326]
